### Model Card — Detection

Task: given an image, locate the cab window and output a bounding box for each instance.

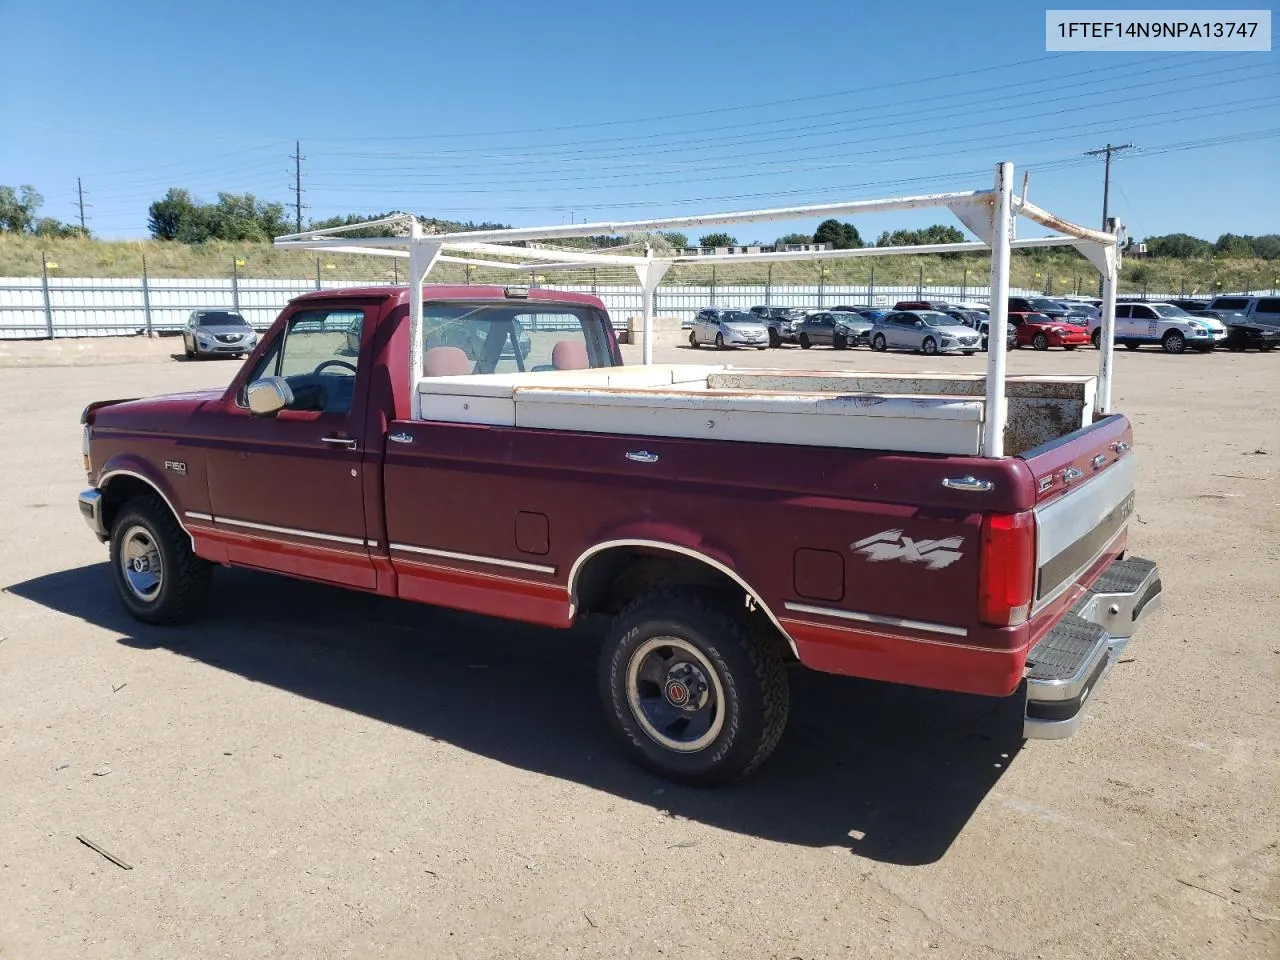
[242,308,365,414]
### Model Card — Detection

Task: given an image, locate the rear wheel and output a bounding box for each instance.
[768,328,781,348]
[715,333,725,350]
[1162,330,1186,354]
[962,350,975,356]
[600,589,789,786]
[1124,342,1140,350]
[109,494,211,624]
[798,333,811,350]
[1091,328,1102,349]
[1032,332,1050,351]
[689,331,700,348]
[1063,345,1077,351]
[871,333,887,352]
[921,336,938,355]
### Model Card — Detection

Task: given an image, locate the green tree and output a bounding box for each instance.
[148,188,200,241]
[699,232,737,247]
[1214,233,1255,258]
[1249,234,1280,259]
[32,217,87,238]
[660,231,689,249]
[814,219,862,249]
[0,185,44,233]
[1144,233,1212,259]
[775,232,813,246]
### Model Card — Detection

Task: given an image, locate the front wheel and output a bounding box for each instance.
[833,333,848,350]
[1063,345,1077,351]
[921,336,938,355]
[1162,330,1186,354]
[798,333,811,350]
[600,589,789,786]
[715,333,725,350]
[1091,328,1102,349]
[768,329,781,348]
[871,333,887,352]
[962,350,975,356]
[109,494,211,624]
[689,331,700,349]
[1032,332,1050,351]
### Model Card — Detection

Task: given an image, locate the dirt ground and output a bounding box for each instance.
[0,334,1277,960]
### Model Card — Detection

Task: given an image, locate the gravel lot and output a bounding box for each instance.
[1,334,1277,960]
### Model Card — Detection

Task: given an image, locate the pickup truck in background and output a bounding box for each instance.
[78,283,1162,784]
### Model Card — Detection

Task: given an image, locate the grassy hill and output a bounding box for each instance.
[1,234,1274,296]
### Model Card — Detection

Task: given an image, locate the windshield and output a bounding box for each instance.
[719,312,758,324]
[196,311,249,328]
[422,301,617,375]
[1028,298,1064,313]
[917,312,957,328]
[1150,304,1192,319]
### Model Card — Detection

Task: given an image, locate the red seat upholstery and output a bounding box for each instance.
[551,340,589,371]
[424,346,471,377]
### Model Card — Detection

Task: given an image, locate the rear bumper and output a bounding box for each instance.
[79,488,108,541]
[1023,555,1161,740]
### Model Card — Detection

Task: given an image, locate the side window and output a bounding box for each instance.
[243,308,365,414]
[1256,298,1280,312]
[1133,306,1156,321]
[1114,305,1131,318]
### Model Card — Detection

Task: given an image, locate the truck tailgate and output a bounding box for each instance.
[1019,414,1135,618]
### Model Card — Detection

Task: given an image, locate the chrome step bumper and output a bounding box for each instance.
[1024,555,1161,740]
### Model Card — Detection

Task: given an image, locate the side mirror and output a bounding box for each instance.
[246,376,293,417]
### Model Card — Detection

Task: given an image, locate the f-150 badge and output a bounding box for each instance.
[852,529,964,570]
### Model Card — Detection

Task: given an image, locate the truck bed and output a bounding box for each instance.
[414,365,1098,456]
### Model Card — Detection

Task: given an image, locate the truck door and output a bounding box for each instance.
[203,304,376,589]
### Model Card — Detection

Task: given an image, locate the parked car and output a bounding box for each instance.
[182,310,258,359]
[748,305,801,346]
[1089,302,1224,353]
[893,299,957,312]
[689,308,769,349]
[869,310,981,355]
[1205,295,1280,328]
[1059,302,1099,325]
[1166,298,1211,312]
[1010,312,1090,351]
[77,281,1161,784]
[1197,311,1280,352]
[1009,296,1071,323]
[944,308,1014,351]
[793,310,870,349]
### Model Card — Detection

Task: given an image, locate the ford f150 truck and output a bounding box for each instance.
[77,281,1162,784]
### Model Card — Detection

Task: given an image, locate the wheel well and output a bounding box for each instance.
[100,474,177,535]
[571,546,797,660]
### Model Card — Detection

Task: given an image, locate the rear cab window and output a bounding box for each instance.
[422,300,618,376]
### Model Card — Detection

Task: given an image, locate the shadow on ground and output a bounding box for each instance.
[8,563,1025,865]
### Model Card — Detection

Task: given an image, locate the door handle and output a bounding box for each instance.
[321,436,357,449]
[625,450,660,463]
[941,475,993,492]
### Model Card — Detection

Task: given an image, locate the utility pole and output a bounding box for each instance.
[1084,143,1134,230]
[76,177,90,232]
[289,140,306,232]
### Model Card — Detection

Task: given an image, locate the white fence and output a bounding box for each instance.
[0,275,1227,340]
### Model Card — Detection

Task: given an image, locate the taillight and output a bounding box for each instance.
[978,512,1036,626]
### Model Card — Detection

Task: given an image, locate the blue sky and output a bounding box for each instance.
[1,0,1276,242]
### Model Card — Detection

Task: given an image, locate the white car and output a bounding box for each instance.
[1089,302,1226,354]
[689,308,770,350]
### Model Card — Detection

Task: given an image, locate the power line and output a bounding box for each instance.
[1084,142,1135,230]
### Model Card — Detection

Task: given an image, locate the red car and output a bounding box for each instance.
[1011,311,1091,351]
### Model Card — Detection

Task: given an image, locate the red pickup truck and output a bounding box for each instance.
[78,283,1162,784]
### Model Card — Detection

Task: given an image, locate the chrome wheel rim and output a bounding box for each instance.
[1164,333,1183,353]
[626,636,726,753]
[120,524,163,602]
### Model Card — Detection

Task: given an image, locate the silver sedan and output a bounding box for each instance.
[182,310,258,359]
[689,309,770,350]
[869,310,982,355]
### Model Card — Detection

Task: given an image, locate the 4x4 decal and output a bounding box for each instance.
[852,529,964,570]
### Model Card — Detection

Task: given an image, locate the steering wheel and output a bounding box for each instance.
[313,359,357,375]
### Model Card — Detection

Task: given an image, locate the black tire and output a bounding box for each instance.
[871,333,887,352]
[1032,332,1050,351]
[715,333,725,350]
[109,494,211,625]
[1261,344,1275,353]
[183,341,194,359]
[1162,330,1186,354]
[1091,328,1102,349]
[689,331,699,349]
[798,333,811,350]
[768,328,781,348]
[1063,345,1077,351]
[1124,342,1140,350]
[921,336,938,355]
[962,350,975,356]
[600,588,789,786]
[833,333,848,350]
